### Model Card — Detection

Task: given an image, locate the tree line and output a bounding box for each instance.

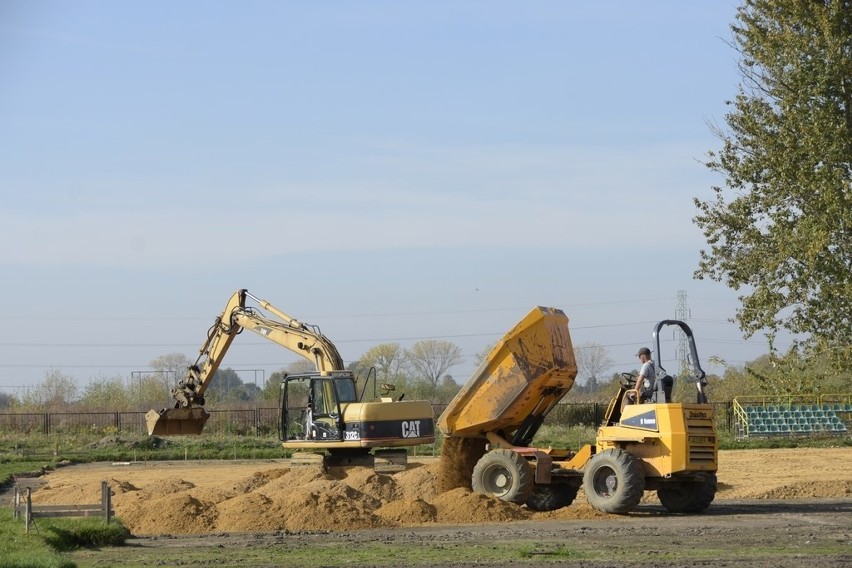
[2,336,848,414]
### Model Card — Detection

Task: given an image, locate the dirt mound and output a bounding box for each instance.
[392,462,439,501]
[103,460,538,535]
[28,447,852,536]
[529,498,609,521]
[141,477,195,496]
[752,479,852,500]
[433,487,530,524]
[376,498,437,524]
[342,468,399,502]
[119,492,218,535]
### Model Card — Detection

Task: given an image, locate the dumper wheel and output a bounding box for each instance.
[657,473,717,513]
[526,481,580,512]
[583,449,645,514]
[471,449,533,505]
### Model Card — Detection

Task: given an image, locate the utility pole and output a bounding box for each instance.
[675,290,690,376]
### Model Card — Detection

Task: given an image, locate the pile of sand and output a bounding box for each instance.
[750,479,852,500]
[31,457,539,535]
[28,447,852,536]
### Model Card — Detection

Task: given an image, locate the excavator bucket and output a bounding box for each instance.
[145,407,210,436]
[438,306,577,438]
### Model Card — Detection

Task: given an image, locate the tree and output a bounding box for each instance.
[694,0,852,358]
[350,343,410,398]
[434,375,462,404]
[260,361,318,402]
[21,369,78,410]
[149,353,192,393]
[0,391,15,409]
[573,342,614,392]
[80,376,132,411]
[353,343,407,382]
[405,340,463,390]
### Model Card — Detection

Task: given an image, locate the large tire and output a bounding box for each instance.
[471,449,534,505]
[657,473,717,513]
[526,481,580,512]
[582,449,645,514]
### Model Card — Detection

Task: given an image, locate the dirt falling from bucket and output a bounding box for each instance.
[436,436,487,493]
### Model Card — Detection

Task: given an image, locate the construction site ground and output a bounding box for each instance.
[14,447,852,567]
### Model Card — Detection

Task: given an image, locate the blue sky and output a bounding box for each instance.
[1,1,776,397]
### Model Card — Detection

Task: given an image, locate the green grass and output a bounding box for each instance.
[66,539,598,568]
[1,432,440,465]
[0,507,129,568]
[717,429,852,450]
[62,534,851,568]
[0,461,53,488]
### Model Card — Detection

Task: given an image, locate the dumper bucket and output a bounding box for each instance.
[146,407,210,436]
[438,306,576,438]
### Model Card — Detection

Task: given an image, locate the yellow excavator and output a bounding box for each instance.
[146,289,435,468]
[438,307,717,514]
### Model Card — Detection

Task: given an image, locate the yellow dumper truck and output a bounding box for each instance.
[438,307,717,514]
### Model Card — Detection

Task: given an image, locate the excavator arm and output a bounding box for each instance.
[147,288,345,435]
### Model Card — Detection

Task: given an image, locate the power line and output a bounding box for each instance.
[0,320,666,348]
[2,296,677,322]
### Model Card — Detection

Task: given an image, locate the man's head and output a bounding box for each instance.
[636,347,651,360]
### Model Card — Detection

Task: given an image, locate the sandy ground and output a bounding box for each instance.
[18,447,852,533]
[7,447,851,567]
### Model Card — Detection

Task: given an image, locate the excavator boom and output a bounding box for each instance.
[146,289,346,436]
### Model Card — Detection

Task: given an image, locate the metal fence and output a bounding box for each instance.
[0,402,736,437]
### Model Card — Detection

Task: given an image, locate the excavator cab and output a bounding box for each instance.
[279,371,358,442]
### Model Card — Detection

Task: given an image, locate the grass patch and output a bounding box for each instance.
[0,505,129,568]
[40,518,130,551]
[0,461,54,487]
[1,432,440,464]
[717,430,852,450]
[519,544,583,560]
[0,459,131,567]
[531,424,597,450]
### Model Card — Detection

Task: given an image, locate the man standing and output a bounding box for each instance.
[635,347,656,403]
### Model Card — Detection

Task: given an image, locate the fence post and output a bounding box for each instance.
[102,481,112,524]
[25,488,32,533]
[13,486,19,520]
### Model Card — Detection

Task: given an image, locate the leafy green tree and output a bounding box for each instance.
[135,375,173,408]
[260,370,287,402]
[694,0,852,358]
[260,361,316,402]
[350,343,410,399]
[199,368,263,405]
[352,343,406,382]
[80,376,132,411]
[434,375,462,404]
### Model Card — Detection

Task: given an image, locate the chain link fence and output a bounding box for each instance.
[0,402,735,437]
